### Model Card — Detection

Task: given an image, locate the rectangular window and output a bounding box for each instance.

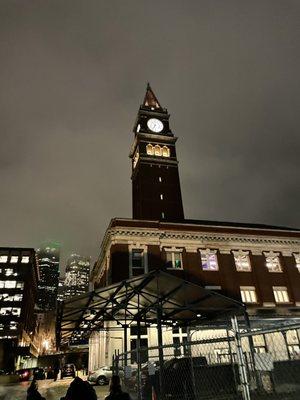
[234,251,251,271]
[132,250,143,269]
[130,338,148,363]
[265,253,282,272]
[158,176,162,182]
[21,256,29,263]
[160,194,163,200]
[161,212,165,219]
[5,269,14,276]
[240,286,257,303]
[294,254,300,272]
[9,321,18,330]
[0,307,21,316]
[200,250,218,271]
[0,256,8,263]
[273,286,289,303]
[165,251,182,269]
[0,280,19,289]
[10,256,18,264]
[130,325,148,336]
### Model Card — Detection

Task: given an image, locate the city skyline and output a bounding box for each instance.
[1,0,299,265]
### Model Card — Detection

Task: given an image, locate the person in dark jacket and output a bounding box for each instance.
[27,379,46,400]
[105,375,131,400]
[60,376,97,400]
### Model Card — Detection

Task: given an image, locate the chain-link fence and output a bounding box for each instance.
[113,321,300,400]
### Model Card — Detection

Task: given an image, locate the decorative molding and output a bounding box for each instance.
[263,302,276,308]
[92,226,300,281]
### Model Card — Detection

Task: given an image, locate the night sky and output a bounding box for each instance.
[1,0,299,268]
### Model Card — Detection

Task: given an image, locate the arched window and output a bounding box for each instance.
[154,145,161,156]
[162,146,170,157]
[146,144,153,155]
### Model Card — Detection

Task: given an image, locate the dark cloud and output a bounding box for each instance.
[0,0,299,267]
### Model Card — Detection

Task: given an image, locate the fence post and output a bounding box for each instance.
[112,354,115,375]
[231,316,251,400]
[116,349,120,376]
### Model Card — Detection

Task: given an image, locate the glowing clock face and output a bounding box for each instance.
[147,118,163,133]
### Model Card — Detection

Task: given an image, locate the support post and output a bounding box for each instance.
[244,311,259,390]
[124,324,128,367]
[157,306,164,400]
[137,294,142,400]
[231,316,251,400]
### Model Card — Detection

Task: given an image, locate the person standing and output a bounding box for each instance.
[27,379,46,400]
[105,375,131,400]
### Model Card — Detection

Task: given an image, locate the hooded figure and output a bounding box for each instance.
[27,379,46,400]
[61,377,97,400]
[105,375,131,400]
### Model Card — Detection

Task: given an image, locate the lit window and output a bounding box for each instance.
[294,254,300,272]
[9,321,18,330]
[161,212,165,219]
[0,307,21,316]
[154,145,161,156]
[0,256,8,263]
[273,287,289,303]
[165,251,182,269]
[5,269,14,276]
[162,146,170,157]
[10,256,18,263]
[233,251,251,271]
[16,282,24,289]
[158,176,162,182]
[200,250,218,271]
[0,280,18,289]
[160,194,163,200]
[146,144,154,155]
[21,256,29,263]
[264,252,282,272]
[133,151,139,168]
[137,124,141,133]
[240,286,257,303]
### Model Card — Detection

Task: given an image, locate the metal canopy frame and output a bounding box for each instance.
[57,269,244,346]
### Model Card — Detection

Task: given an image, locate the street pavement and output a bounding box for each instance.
[0,378,109,400]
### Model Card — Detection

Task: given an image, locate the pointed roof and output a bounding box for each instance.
[142,83,162,109]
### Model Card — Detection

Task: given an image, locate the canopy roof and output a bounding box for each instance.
[57,270,244,345]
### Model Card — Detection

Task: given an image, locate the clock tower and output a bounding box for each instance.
[130,84,184,222]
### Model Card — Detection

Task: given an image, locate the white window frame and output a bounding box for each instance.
[200,249,218,271]
[129,245,148,278]
[273,286,290,303]
[233,250,251,272]
[240,286,257,303]
[264,251,282,272]
[165,248,183,270]
[293,253,300,273]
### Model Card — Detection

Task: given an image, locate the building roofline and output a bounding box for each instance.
[108,217,300,236]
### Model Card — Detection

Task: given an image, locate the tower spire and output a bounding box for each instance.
[142,83,162,109]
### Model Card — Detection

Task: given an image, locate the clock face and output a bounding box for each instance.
[147,118,163,133]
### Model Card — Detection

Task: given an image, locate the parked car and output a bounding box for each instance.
[88,366,123,386]
[61,364,76,379]
[16,367,45,381]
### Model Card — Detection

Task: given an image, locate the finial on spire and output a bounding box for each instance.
[143,83,162,109]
